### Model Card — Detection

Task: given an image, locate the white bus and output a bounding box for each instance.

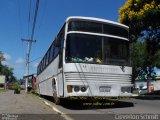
[37,16,132,104]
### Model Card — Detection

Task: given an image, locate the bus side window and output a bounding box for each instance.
[58,33,64,68]
[53,46,62,68]
[58,50,62,68]
[50,44,54,61]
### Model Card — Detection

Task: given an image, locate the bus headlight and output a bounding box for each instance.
[74,86,80,92]
[81,86,87,92]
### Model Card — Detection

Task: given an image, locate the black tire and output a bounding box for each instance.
[53,91,61,105]
[52,80,61,105]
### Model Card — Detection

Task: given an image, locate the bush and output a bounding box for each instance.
[13,82,21,94]
[29,89,35,94]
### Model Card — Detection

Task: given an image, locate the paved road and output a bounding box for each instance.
[41,96,160,120]
[1,90,160,120]
[0,90,64,120]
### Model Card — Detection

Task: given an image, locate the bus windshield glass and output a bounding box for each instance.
[65,34,130,66]
[68,21,128,39]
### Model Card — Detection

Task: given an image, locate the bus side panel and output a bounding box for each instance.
[57,72,64,97]
[37,56,60,96]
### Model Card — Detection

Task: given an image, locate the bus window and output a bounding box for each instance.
[103,24,128,39]
[49,44,54,61]
[103,37,129,66]
[65,34,102,64]
[68,21,102,33]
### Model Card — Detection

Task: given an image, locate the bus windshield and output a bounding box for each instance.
[65,34,130,66]
[68,21,128,39]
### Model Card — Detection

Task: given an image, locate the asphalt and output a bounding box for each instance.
[1,90,159,120]
[40,95,160,120]
[135,94,160,100]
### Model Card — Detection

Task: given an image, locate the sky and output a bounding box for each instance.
[1,0,158,79]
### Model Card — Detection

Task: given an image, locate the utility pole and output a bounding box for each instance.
[21,0,39,93]
[22,39,36,93]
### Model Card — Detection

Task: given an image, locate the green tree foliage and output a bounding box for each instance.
[131,41,147,80]
[0,51,17,82]
[0,51,5,63]
[0,51,5,72]
[119,0,160,39]
[118,0,160,81]
[131,41,156,80]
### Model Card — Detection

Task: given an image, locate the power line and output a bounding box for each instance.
[28,0,40,55]
[22,0,40,93]
[17,0,23,39]
[27,0,32,37]
[36,0,47,38]
[31,0,40,40]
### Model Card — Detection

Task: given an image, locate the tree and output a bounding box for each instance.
[119,0,160,40]
[118,0,160,82]
[0,51,5,74]
[0,51,5,64]
[0,51,17,82]
[131,41,147,81]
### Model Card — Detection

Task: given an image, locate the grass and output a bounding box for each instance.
[0,88,6,93]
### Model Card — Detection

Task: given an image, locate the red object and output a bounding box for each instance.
[33,76,37,91]
[150,86,154,92]
[148,85,154,93]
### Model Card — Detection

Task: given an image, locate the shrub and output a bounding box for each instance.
[13,82,21,94]
[29,89,35,94]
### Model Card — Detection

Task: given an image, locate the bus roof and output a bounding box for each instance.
[66,16,129,29]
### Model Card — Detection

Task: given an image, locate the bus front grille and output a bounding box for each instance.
[64,72,131,84]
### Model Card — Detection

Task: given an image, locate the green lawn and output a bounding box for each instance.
[0,88,5,93]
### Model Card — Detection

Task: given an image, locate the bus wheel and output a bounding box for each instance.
[52,79,61,104]
[53,92,61,105]
[53,85,60,105]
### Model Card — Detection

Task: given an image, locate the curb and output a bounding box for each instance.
[39,97,74,120]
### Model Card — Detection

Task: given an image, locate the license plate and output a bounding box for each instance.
[99,86,111,92]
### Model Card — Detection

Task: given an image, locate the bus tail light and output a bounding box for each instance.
[67,86,87,93]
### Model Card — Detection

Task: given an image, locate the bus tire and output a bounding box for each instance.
[52,79,60,105]
[53,92,61,105]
